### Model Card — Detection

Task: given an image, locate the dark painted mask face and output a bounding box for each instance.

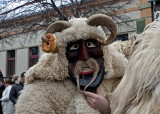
[66,39,105,92]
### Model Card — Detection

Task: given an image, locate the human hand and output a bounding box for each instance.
[81,90,111,114]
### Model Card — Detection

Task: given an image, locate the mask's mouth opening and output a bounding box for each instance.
[79,69,95,75]
[74,58,99,91]
[79,73,94,79]
[69,58,105,92]
[79,64,101,75]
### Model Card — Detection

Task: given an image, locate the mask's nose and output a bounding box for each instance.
[80,41,89,60]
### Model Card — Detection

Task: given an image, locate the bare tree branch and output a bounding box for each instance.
[0,0,135,47]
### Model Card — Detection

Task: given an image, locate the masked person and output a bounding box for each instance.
[15,14,130,114]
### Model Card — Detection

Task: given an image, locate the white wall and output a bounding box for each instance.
[0,30,44,51]
[39,46,45,58]
[16,48,28,76]
[0,51,6,76]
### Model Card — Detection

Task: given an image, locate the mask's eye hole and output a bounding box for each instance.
[69,44,79,51]
[86,42,96,48]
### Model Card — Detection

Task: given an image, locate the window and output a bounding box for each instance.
[29,47,38,67]
[156,2,160,12]
[7,50,15,76]
[136,19,145,34]
[115,34,128,41]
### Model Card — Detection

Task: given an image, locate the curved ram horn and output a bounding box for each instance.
[46,21,71,34]
[86,14,117,45]
[42,21,71,53]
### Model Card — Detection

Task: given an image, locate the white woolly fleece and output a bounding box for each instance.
[112,16,160,114]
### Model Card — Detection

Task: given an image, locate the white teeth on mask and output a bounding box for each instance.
[82,67,92,72]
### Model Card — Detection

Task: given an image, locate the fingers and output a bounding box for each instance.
[86,97,94,104]
[81,91,98,99]
[86,97,96,108]
[80,90,111,114]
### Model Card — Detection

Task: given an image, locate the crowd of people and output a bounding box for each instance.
[0,70,25,114]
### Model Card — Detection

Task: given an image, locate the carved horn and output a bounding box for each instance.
[41,21,71,53]
[86,14,117,45]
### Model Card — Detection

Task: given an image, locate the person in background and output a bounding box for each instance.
[0,79,13,114]
[0,79,5,114]
[12,75,19,84]
[9,72,25,105]
[0,70,3,79]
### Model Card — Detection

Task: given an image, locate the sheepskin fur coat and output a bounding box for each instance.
[15,16,133,114]
[112,14,160,114]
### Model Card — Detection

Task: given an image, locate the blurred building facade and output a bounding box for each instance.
[0,0,159,76]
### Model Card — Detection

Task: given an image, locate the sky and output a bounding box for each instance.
[0,0,28,18]
[0,0,70,21]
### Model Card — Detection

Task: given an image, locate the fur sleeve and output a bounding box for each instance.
[25,53,69,84]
